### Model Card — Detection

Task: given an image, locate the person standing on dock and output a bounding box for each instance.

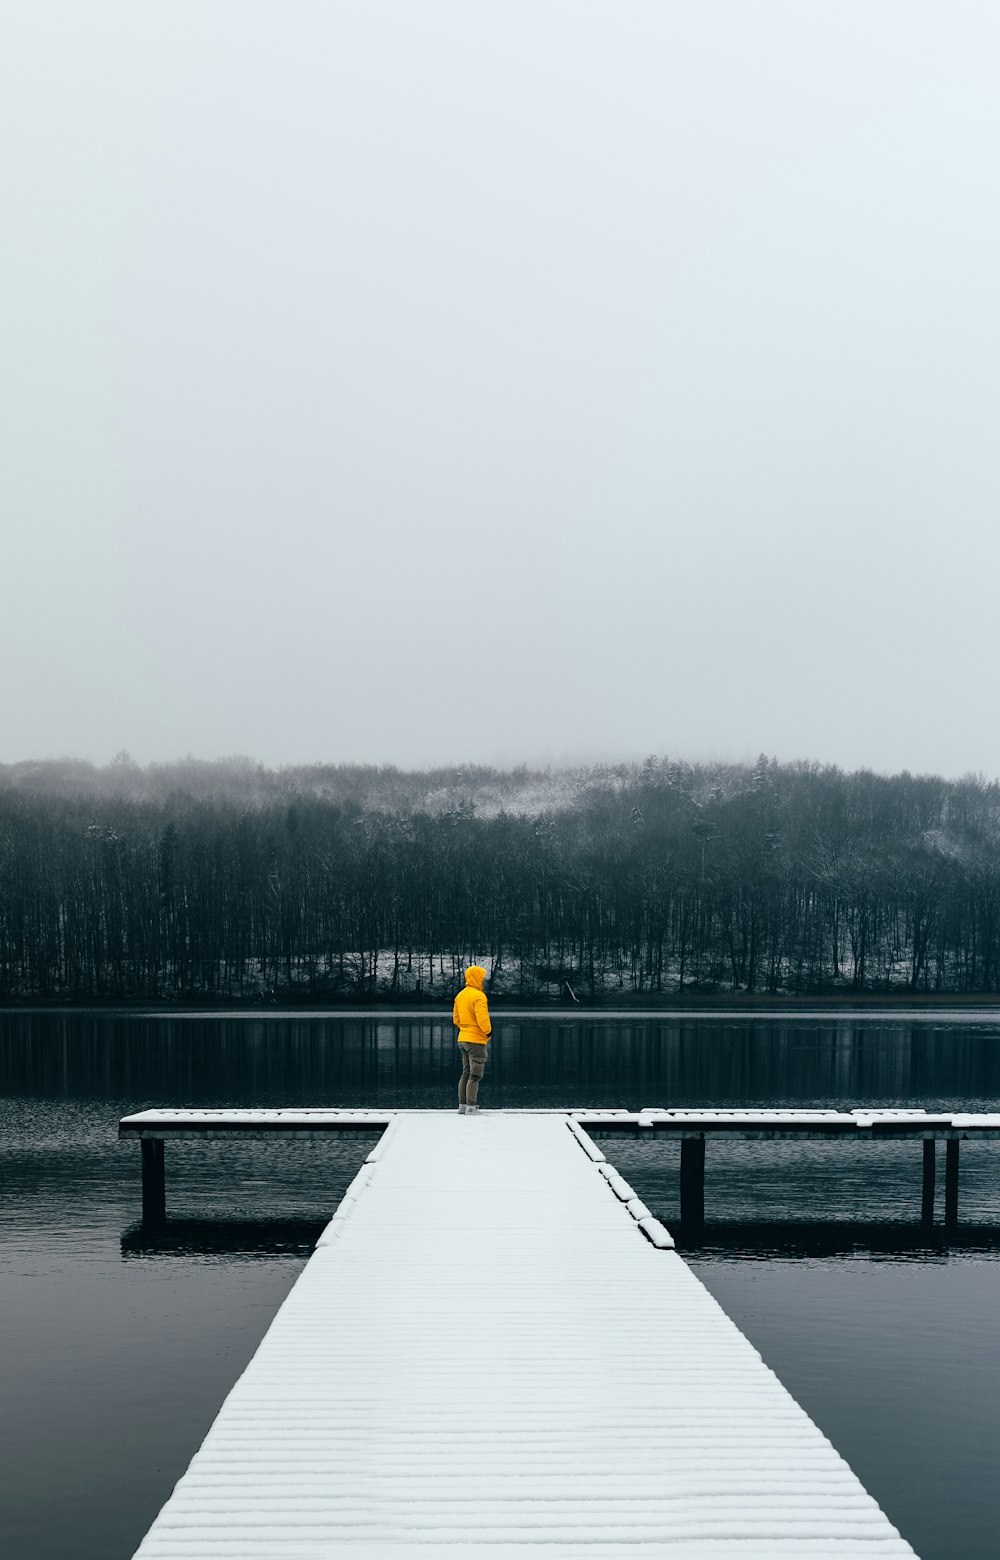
[453,965,492,1114]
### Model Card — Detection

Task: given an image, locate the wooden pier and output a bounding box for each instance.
[121,1109,921,1557]
[121,1104,1000,1228]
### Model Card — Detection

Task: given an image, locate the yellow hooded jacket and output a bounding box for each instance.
[453,965,492,1046]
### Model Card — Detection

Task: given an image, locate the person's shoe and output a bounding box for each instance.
[465,1105,480,1115]
[457,1103,467,1114]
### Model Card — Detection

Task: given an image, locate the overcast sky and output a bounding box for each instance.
[3,2,999,777]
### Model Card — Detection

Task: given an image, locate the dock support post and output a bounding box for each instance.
[921,1140,936,1225]
[141,1138,166,1225]
[680,1136,705,1228]
[945,1138,960,1226]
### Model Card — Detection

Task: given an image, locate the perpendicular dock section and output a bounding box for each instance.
[570,1106,1000,1227]
[572,1107,981,1140]
[129,1111,915,1557]
[119,1105,988,1228]
[118,1107,396,1140]
[120,1109,394,1226]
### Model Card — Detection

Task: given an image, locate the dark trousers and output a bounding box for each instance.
[457,1041,487,1105]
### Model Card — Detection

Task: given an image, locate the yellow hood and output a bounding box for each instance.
[464,965,487,991]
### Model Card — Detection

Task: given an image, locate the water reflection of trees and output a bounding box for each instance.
[4,1016,1000,1111]
[3,755,1000,999]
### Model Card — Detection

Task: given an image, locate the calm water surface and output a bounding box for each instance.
[2,1011,1000,1559]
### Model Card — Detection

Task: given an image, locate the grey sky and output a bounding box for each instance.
[4,2,999,777]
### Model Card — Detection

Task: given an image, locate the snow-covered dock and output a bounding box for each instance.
[127,1111,916,1558]
[120,1105,999,1225]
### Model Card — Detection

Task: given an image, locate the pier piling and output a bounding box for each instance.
[921,1138,936,1224]
[680,1134,706,1227]
[141,1138,165,1225]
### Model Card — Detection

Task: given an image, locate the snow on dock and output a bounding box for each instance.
[130,1111,916,1558]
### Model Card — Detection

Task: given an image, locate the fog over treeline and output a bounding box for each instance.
[3,754,1000,1001]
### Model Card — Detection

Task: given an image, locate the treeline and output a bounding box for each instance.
[2,754,1000,1000]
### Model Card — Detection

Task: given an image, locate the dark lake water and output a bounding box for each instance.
[3,1010,1000,1559]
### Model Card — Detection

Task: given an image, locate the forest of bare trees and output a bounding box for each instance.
[2,753,1000,1002]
